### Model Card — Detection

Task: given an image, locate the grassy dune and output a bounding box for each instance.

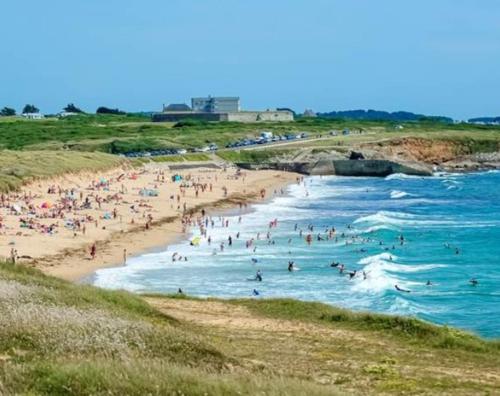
[0,151,127,192]
[0,263,330,395]
[0,262,498,395]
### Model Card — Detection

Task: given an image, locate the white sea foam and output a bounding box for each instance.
[353,210,473,228]
[385,173,423,181]
[359,224,398,234]
[390,190,413,199]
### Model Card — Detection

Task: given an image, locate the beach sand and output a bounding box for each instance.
[0,163,297,281]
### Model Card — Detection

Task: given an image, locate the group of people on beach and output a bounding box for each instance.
[1,163,257,266]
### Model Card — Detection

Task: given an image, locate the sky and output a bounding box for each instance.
[1,0,499,119]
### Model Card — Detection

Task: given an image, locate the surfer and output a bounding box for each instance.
[288,261,295,272]
[330,261,339,268]
[348,270,357,280]
[255,270,263,282]
[253,289,260,296]
[395,284,411,293]
[426,280,433,286]
[469,278,478,286]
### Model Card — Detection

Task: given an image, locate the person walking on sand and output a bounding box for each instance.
[90,243,96,260]
[10,248,17,265]
[123,248,127,264]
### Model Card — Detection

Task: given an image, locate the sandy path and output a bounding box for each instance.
[147,298,500,393]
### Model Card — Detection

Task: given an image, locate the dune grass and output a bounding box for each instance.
[1,262,499,394]
[0,263,334,395]
[231,298,500,353]
[0,150,127,192]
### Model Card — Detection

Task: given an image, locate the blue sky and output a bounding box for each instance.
[1,0,499,119]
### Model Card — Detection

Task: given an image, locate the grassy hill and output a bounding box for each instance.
[1,114,499,155]
[0,262,498,395]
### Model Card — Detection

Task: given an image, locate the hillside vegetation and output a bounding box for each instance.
[0,262,499,395]
[0,151,126,192]
[1,114,499,155]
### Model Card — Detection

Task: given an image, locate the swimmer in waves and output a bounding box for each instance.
[287,261,300,272]
[469,278,479,286]
[395,284,411,293]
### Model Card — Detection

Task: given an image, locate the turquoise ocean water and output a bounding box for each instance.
[94,171,500,338]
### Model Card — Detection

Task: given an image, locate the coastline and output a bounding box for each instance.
[13,165,299,282]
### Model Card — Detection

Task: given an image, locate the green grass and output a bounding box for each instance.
[1,263,499,394]
[231,298,500,352]
[1,113,499,156]
[0,263,335,395]
[150,153,212,163]
[0,150,127,192]
[217,149,295,163]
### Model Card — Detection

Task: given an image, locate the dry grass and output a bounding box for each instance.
[0,150,126,192]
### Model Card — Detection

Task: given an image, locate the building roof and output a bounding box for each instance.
[192,97,239,101]
[164,103,191,112]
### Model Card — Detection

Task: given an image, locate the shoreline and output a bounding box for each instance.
[17,166,298,282]
[85,179,295,284]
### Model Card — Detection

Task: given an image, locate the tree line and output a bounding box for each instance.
[0,104,127,116]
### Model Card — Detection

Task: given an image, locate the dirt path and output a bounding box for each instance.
[147,297,500,395]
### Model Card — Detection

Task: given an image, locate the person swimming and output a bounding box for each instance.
[330,261,339,268]
[348,270,357,280]
[251,258,259,264]
[469,278,478,286]
[426,280,433,286]
[255,270,263,282]
[253,289,260,296]
[395,284,411,293]
[288,261,294,272]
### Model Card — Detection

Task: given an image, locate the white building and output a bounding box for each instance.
[21,113,44,120]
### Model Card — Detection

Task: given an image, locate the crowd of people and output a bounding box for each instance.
[170,176,476,297]
[0,164,279,266]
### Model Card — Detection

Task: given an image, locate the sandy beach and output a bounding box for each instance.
[0,163,297,281]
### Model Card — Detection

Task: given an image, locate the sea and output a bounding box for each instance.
[93,171,500,338]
